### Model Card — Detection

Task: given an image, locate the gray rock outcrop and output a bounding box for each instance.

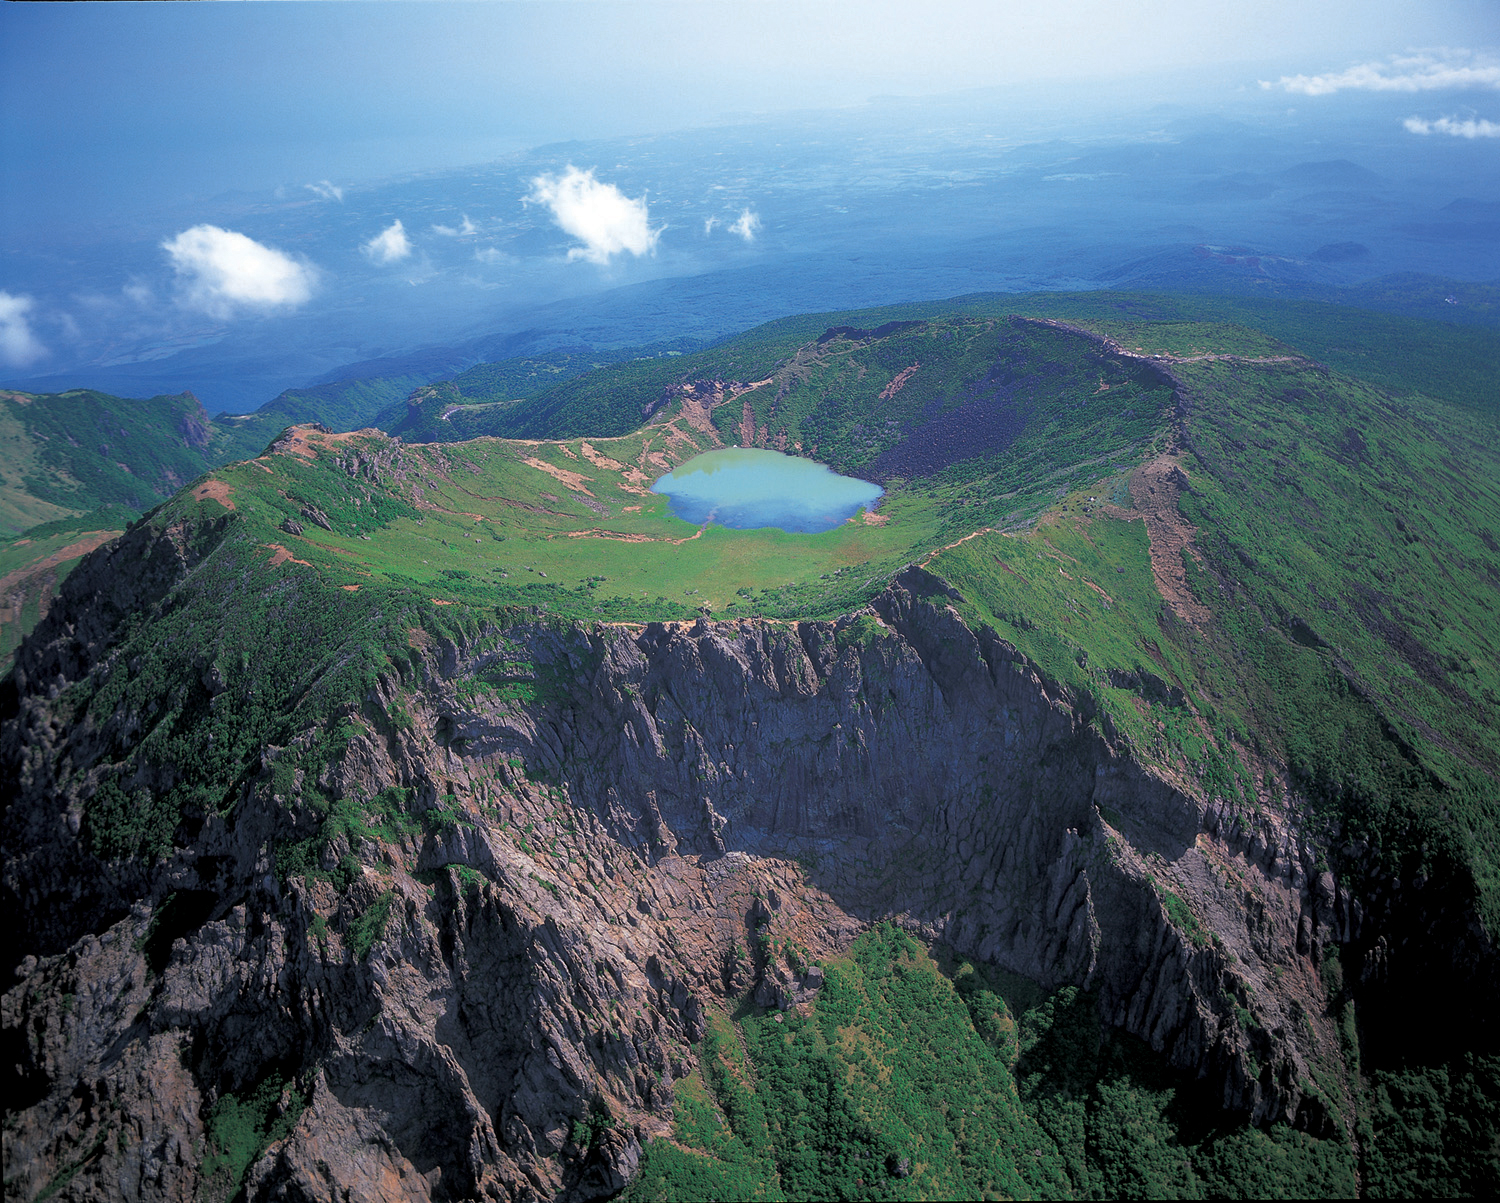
[2,543,1353,1200]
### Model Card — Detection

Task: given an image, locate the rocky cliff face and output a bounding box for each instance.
[3,532,1355,1199]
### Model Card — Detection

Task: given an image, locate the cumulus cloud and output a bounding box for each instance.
[305,180,344,202]
[527,166,658,264]
[432,215,478,237]
[163,225,318,318]
[728,208,762,242]
[1404,114,1500,138]
[1266,50,1500,96]
[0,292,48,368]
[363,220,413,265]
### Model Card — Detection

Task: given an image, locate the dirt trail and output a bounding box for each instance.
[1020,317,1315,370]
[561,529,656,544]
[1129,453,1213,626]
[921,527,995,567]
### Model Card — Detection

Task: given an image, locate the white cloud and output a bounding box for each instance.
[1404,114,1500,138]
[305,180,344,202]
[363,220,412,265]
[703,216,720,235]
[163,225,318,318]
[527,165,658,264]
[473,247,507,265]
[432,215,478,236]
[0,292,48,368]
[1266,51,1500,96]
[729,208,762,242]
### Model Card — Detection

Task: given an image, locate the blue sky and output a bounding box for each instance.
[4,0,1494,231]
[1,1,1496,398]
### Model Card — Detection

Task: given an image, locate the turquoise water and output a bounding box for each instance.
[652,448,883,533]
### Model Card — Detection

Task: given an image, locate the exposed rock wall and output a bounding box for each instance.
[3,539,1351,1200]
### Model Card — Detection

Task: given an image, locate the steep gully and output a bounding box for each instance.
[2,515,1356,1199]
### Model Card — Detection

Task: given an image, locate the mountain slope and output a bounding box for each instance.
[0,387,224,534]
[2,301,1497,1200]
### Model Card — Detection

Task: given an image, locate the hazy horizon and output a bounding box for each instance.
[3,0,1497,407]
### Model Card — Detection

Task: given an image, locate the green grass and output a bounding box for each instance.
[345,890,395,961]
[631,927,1360,1201]
[200,1072,308,1202]
[194,424,943,622]
[631,925,1068,1201]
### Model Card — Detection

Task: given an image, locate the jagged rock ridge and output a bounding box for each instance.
[3,529,1353,1199]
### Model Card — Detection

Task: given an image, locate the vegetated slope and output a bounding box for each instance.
[4,290,1492,659]
[0,388,236,663]
[207,375,431,465]
[434,288,1500,448]
[2,304,1497,1200]
[0,517,127,666]
[380,349,665,444]
[0,387,224,534]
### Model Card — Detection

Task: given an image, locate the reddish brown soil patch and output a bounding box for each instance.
[579,442,626,472]
[265,544,313,568]
[879,363,920,401]
[740,400,759,446]
[192,480,235,510]
[1129,453,1212,625]
[523,457,595,496]
[564,529,656,543]
[676,390,723,438]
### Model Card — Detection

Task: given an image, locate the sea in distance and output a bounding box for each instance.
[652,448,883,534]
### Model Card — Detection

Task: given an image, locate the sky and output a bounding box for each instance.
[1,0,1497,395]
[4,0,1494,229]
